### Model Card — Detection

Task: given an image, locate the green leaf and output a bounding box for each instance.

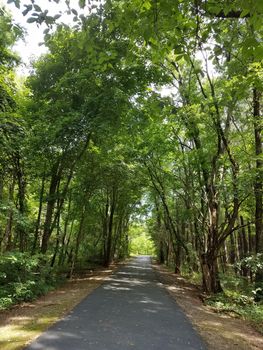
[142,1,151,11]
[71,9,78,16]
[22,4,33,16]
[33,4,42,12]
[14,0,20,9]
[79,0,86,9]
[240,8,250,17]
[27,17,37,23]
[45,16,54,25]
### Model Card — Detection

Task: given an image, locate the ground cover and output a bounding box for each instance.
[0,265,116,350]
[153,263,263,350]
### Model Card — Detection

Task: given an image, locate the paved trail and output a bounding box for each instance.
[25,256,206,350]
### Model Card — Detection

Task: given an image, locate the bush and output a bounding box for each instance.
[205,272,263,334]
[236,253,263,275]
[0,252,63,310]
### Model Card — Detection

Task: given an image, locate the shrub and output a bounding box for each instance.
[0,252,63,310]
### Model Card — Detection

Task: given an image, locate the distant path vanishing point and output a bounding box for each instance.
[24,256,206,350]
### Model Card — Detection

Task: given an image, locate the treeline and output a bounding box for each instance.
[0,10,146,270]
[0,5,152,309]
[0,0,262,307]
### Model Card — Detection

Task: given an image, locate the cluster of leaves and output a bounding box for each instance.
[236,254,263,274]
[0,253,63,309]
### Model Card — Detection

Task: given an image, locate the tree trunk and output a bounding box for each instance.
[253,88,263,285]
[41,162,61,254]
[32,173,45,254]
[240,216,249,277]
[201,252,223,293]
[104,189,116,267]
[63,219,75,266]
[3,176,15,251]
[248,222,254,253]
[51,197,61,267]
[14,153,27,252]
[174,244,181,274]
[58,195,72,266]
[69,207,85,279]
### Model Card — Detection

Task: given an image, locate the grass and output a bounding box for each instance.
[0,307,64,350]
[0,267,114,350]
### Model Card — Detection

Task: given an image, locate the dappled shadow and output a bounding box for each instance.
[0,266,117,350]
[154,263,263,350]
[19,256,206,350]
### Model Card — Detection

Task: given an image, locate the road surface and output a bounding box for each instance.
[25,256,206,350]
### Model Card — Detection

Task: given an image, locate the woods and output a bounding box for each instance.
[0,0,262,316]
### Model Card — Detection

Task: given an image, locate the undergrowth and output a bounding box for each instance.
[177,266,263,334]
[0,252,65,310]
[205,273,263,334]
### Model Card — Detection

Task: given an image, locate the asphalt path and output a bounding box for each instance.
[25,256,206,350]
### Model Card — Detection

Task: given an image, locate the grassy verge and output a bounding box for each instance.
[180,268,263,334]
[0,266,115,350]
[204,273,263,334]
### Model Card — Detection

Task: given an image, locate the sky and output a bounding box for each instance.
[3,0,89,74]
[3,0,177,96]
[2,0,213,95]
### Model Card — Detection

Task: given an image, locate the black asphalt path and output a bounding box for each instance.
[25,256,206,350]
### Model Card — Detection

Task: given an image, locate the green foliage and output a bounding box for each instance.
[1,0,263,317]
[0,7,22,67]
[0,253,63,310]
[237,254,263,275]
[205,272,263,333]
[129,224,156,256]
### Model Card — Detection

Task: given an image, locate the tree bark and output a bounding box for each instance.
[103,188,116,267]
[41,161,61,254]
[253,88,263,284]
[3,176,15,251]
[69,207,86,279]
[32,173,45,254]
[201,252,223,294]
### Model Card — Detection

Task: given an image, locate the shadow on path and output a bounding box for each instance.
[24,256,206,350]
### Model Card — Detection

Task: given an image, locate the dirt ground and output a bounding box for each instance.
[153,263,263,350]
[0,265,117,350]
[1,259,263,350]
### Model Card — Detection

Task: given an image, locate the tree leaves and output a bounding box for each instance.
[79,0,86,9]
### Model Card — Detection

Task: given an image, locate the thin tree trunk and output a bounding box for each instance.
[69,208,86,279]
[3,176,15,251]
[41,162,61,254]
[32,173,45,254]
[240,216,249,277]
[58,193,72,266]
[253,88,263,285]
[104,189,116,267]
[50,197,61,267]
[14,153,27,252]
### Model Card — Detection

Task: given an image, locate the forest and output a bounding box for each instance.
[0,0,262,330]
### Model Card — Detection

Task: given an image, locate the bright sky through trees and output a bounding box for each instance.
[3,0,90,74]
[0,0,262,321]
